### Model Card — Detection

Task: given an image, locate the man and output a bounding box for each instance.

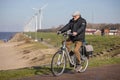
[58,11,87,72]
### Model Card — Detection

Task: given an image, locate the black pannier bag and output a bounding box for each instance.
[80,44,93,57]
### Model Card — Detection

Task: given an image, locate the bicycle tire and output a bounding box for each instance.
[79,56,88,72]
[51,51,66,76]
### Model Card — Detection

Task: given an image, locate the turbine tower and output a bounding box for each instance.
[33,4,48,30]
[39,4,48,30]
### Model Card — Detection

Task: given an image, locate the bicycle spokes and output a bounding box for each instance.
[51,51,66,76]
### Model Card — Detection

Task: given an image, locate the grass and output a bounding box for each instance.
[29,42,48,49]
[89,57,120,68]
[0,66,51,80]
[18,41,48,51]
[25,32,63,46]
[25,32,120,53]
[0,32,120,80]
[85,35,120,53]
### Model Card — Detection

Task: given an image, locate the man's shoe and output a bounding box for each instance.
[75,64,82,72]
[69,63,74,67]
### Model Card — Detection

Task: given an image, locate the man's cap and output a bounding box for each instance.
[72,11,81,16]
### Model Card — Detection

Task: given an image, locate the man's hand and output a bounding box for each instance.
[73,32,77,36]
[57,31,61,35]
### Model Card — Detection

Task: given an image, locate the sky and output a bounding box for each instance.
[0,0,120,32]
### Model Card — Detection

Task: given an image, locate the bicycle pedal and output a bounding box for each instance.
[69,63,74,67]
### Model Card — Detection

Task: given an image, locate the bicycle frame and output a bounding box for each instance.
[61,33,87,65]
[60,34,76,66]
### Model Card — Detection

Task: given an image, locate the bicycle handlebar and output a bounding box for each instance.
[57,31,73,36]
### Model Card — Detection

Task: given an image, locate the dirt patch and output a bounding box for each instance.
[19,48,57,67]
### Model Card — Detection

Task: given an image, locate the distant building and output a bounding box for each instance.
[85,28,96,35]
[94,30,101,35]
[104,29,110,36]
[109,28,118,35]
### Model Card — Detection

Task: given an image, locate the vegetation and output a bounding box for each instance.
[25,32,120,53]
[24,42,48,49]
[89,57,120,68]
[25,32,63,46]
[85,35,120,53]
[0,32,120,80]
[0,66,51,80]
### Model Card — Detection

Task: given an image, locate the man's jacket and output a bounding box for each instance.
[59,17,86,42]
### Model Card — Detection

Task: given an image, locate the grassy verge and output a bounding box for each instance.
[85,35,120,53]
[25,32,120,53]
[0,66,51,80]
[25,32,63,46]
[89,57,120,68]
[0,57,120,80]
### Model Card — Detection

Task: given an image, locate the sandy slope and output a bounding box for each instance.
[0,41,56,70]
[0,33,56,70]
[0,42,29,70]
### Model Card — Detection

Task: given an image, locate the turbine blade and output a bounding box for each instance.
[41,3,48,10]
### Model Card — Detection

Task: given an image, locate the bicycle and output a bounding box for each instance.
[51,32,89,76]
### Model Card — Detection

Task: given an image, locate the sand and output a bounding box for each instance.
[0,42,28,70]
[0,33,56,70]
[0,41,57,70]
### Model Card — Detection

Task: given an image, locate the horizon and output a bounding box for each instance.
[0,0,120,32]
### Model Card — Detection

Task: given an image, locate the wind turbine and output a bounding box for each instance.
[32,4,48,42]
[39,4,48,30]
[33,3,48,30]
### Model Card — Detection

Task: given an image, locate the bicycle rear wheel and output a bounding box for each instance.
[51,51,66,76]
[79,56,88,72]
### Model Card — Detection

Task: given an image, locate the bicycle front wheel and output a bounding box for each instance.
[51,51,66,76]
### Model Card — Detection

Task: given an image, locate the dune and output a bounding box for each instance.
[0,42,28,70]
[0,33,56,70]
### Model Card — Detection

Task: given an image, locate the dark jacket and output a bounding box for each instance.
[59,17,86,42]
